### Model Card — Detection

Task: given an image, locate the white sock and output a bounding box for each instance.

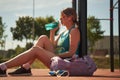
[22,63,30,70]
[0,63,7,70]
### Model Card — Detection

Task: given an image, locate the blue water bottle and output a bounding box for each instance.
[45,22,59,30]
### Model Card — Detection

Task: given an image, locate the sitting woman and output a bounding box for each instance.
[0,7,80,76]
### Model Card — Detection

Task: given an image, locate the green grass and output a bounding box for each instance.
[31,59,48,69]
[92,56,119,69]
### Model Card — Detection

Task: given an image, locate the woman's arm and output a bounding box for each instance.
[57,28,80,58]
[50,30,55,44]
[50,26,60,46]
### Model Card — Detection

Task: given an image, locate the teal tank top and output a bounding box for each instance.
[55,26,80,56]
[56,30,70,53]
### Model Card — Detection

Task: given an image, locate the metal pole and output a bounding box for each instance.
[118,0,120,71]
[72,0,77,11]
[78,0,87,57]
[32,0,35,40]
[110,0,114,72]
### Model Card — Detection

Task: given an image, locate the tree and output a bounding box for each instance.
[7,49,16,58]
[0,17,4,39]
[14,45,25,56]
[35,16,55,38]
[11,16,33,43]
[87,16,105,52]
[0,17,7,50]
[11,16,55,44]
[25,42,33,50]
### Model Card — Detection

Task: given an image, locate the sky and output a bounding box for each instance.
[0,0,119,50]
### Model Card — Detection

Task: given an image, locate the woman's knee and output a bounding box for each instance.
[34,35,49,47]
[32,46,42,51]
[38,35,49,41]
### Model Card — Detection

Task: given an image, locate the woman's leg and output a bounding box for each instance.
[23,35,55,67]
[3,35,55,68]
[4,46,55,69]
[34,35,54,52]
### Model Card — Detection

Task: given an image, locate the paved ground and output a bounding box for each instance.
[0,69,120,80]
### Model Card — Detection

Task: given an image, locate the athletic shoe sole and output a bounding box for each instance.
[0,74,7,77]
[8,73,32,76]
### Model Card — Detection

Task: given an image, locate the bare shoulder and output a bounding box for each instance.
[70,27,80,45]
[70,27,80,36]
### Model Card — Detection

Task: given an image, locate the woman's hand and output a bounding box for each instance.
[50,24,59,45]
[50,26,59,33]
[50,21,61,33]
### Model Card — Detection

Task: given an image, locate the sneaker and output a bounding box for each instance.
[8,67,32,76]
[49,70,69,76]
[0,68,7,77]
[49,71,56,76]
[56,70,69,76]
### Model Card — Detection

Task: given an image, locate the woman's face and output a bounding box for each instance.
[60,13,70,26]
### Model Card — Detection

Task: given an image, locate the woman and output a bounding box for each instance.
[0,7,80,76]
